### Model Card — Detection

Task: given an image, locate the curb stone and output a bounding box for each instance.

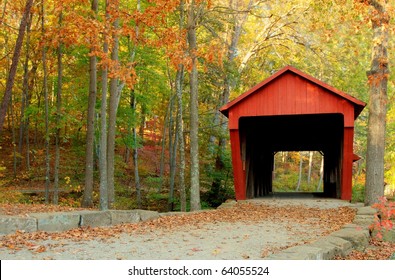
[108,210,140,225]
[329,227,370,251]
[134,210,160,222]
[28,212,81,232]
[0,215,37,234]
[0,210,162,234]
[263,204,375,260]
[353,215,376,228]
[357,206,377,216]
[264,245,326,260]
[308,236,353,259]
[79,211,112,228]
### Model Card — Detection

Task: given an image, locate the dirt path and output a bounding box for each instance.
[0,198,356,260]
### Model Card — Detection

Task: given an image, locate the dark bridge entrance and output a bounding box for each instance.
[240,114,343,198]
[220,66,366,201]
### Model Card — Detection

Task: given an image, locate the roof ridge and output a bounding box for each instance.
[220,65,366,118]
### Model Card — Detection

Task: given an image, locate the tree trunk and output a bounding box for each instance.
[307,151,313,185]
[168,91,177,211]
[176,0,186,212]
[42,0,50,204]
[99,0,110,211]
[187,0,201,211]
[82,0,98,208]
[107,4,120,208]
[364,0,389,205]
[34,92,41,147]
[282,152,287,163]
[296,152,303,191]
[158,102,169,192]
[0,0,34,137]
[176,65,186,212]
[10,94,17,178]
[130,91,141,208]
[133,125,141,208]
[18,12,32,166]
[54,11,63,205]
[138,104,146,141]
[317,156,324,192]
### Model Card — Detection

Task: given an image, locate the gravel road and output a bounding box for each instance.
[0,198,355,260]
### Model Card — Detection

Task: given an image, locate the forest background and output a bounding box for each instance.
[0,0,394,212]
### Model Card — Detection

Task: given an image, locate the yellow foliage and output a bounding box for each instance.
[0,190,24,204]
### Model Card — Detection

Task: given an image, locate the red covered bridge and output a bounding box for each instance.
[220,66,366,201]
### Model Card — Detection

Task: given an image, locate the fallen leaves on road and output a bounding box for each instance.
[260,242,303,258]
[0,202,356,253]
[143,203,355,236]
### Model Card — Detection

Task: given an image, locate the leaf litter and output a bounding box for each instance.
[0,203,93,216]
[0,202,357,256]
[335,239,395,260]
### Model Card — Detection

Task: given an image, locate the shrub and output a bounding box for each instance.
[0,189,25,204]
[352,183,365,203]
[370,197,395,240]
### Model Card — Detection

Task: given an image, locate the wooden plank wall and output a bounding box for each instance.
[228,72,355,130]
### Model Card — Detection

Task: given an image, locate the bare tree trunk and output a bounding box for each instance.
[158,94,177,193]
[176,65,186,212]
[133,127,141,208]
[53,11,63,205]
[132,0,141,209]
[0,0,34,137]
[82,0,98,208]
[296,152,303,191]
[282,152,287,163]
[138,104,146,141]
[42,0,51,204]
[18,12,32,166]
[168,122,178,211]
[364,0,389,205]
[168,91,177,211]
[307,151,313,185]
[173,0,187,212]
[158,101,170,192]
[107,3,120,208]
[34,92,41,147]
[317,156,324,192]
[10,95,17,177]
[99,0,110,211]
[130,91,141,208]
[187,0,201,211]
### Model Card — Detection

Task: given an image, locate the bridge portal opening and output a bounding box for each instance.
[239,113,344,198]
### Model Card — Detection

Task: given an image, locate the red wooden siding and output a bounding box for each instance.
[341,127,355,200]
[228,72,356,130]
[230,129,246,200]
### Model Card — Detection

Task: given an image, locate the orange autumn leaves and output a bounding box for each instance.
[37,0,222,90]
[38,0,175,89]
